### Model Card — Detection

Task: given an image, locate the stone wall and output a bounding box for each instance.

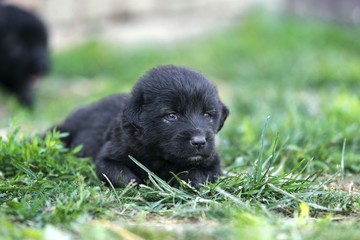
[3,0,271,48]
[285,0,360,25]
[3,0,261,24]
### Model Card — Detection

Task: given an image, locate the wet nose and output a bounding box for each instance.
[190,135,206,149]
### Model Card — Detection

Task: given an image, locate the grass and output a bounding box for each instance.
[1,11,360,239]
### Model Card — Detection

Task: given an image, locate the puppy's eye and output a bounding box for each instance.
[204,110,216,117]
[164,113,178,121]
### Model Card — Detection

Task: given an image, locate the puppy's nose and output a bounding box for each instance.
[190,135,206,149]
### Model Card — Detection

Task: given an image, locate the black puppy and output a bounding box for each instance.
[55,65,229,188]
[0,5,49,107]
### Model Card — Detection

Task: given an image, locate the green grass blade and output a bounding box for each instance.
[255,116,271,184]
[341,139,346,181]
[10,159,37,179]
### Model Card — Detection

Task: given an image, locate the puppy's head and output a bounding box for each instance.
[123,65,229,166]
[0,5,49,107]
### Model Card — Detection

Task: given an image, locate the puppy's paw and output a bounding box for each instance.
[99,166,143,188]
[118,170,143,186]
[178,169,217,189]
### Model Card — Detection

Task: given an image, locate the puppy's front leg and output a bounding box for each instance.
[179,161,222,189]
[95,142,142,187]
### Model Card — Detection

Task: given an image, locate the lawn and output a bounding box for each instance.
[1,11,360,239]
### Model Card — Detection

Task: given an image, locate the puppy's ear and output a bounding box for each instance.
[217,102,229,132]
[122,91,143,130]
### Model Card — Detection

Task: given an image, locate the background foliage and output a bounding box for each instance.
[1,12,359,239]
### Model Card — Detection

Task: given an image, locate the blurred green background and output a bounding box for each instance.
[1,7,360,174]
[1,2,360,239]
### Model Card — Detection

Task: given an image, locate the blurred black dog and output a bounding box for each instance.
[0,5,49,107]
[54,65,229,188]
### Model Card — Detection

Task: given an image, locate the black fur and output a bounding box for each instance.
[0,5,49,107]
[55,65,229,188]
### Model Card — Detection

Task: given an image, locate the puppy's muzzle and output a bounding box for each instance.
[190,135,206,150]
